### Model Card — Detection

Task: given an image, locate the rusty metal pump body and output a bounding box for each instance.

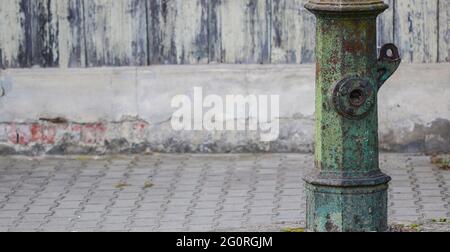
[304,0,401,232]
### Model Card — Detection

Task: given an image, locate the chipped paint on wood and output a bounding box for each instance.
[84,0,148,66]
[208,0,221,63]
[0,0,59,68]
[0,0,28,68]
[0,0,448,67]
[215,0,271,64]
[439,0,450,62]
[395,0,439,63]
[271,0,316,64]
[29,0,59,67]
[148,0,209,64]
[377,0,394,48]
[57,0,85,68]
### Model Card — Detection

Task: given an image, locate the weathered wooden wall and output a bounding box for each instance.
[0,0,448,68]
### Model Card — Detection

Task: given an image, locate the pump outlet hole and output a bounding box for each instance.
[349,89,365,107]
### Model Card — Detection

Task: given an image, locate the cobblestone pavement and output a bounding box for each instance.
[0,154,449,232]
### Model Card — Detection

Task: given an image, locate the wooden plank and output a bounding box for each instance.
[57,0,85,67]
[0,0,31,68]
[84,0,148,66]
[394,0,439,63]
[439,0,450,62]
[29,0,59,67]
[377,0,394,48]
[148,0,209,64]
[271,0,315,64]
[208,0,221,63]
[213,0,271,64]
[0,0,59,68]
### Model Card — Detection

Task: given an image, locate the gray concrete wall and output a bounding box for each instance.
[0,63,449,155]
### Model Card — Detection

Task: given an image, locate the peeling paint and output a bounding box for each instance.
[0,0,448,67]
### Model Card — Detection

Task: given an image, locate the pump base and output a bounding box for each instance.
[305,182,389,232]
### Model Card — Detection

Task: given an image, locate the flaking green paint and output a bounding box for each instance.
[304,0,401,232]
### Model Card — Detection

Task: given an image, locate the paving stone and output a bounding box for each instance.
[390,193,416,200]
[134,211,159,219]
[422,211,450,219]
[0,218,16,226]
[190,208,217,217]
[389,215,422,223]
[221,204,246,212]
[136,203,161,211]
[391,208,420,215]
[187,216,215,225]
[44,218,73,227]
[20,213,48,222]
[77,212,104,221]
[277,202,303,210]
[57,201,82,209]
[249,199,276,207]
[193,200,219,208]
[52,209,78,218]
[160,214,188,222]
[196,193,222,202]
[0,210,21,218]
[42,226,69,232]
[26,205,53,214]
[219,211,246,219]
[129,226,157,232]
[61,195,86,201]
[421,204,447,211]
[187,225,214,232]
[275,210,302,221]
[420,197,447,203]
[102,215,130,224]
[108,208,134,217]
[0,203,28,211]
[247,215,274,225]
[167,198,192,206]
[223,197,248,205]
[391,201,417,208]
[215,220,244,229]
[98,223,128,231]
[418,190,444,197]
[249,207,275,215]
[130,218,158,226]
[113,200,137,208]
[158,221,185,229]
[82,204,107,213]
